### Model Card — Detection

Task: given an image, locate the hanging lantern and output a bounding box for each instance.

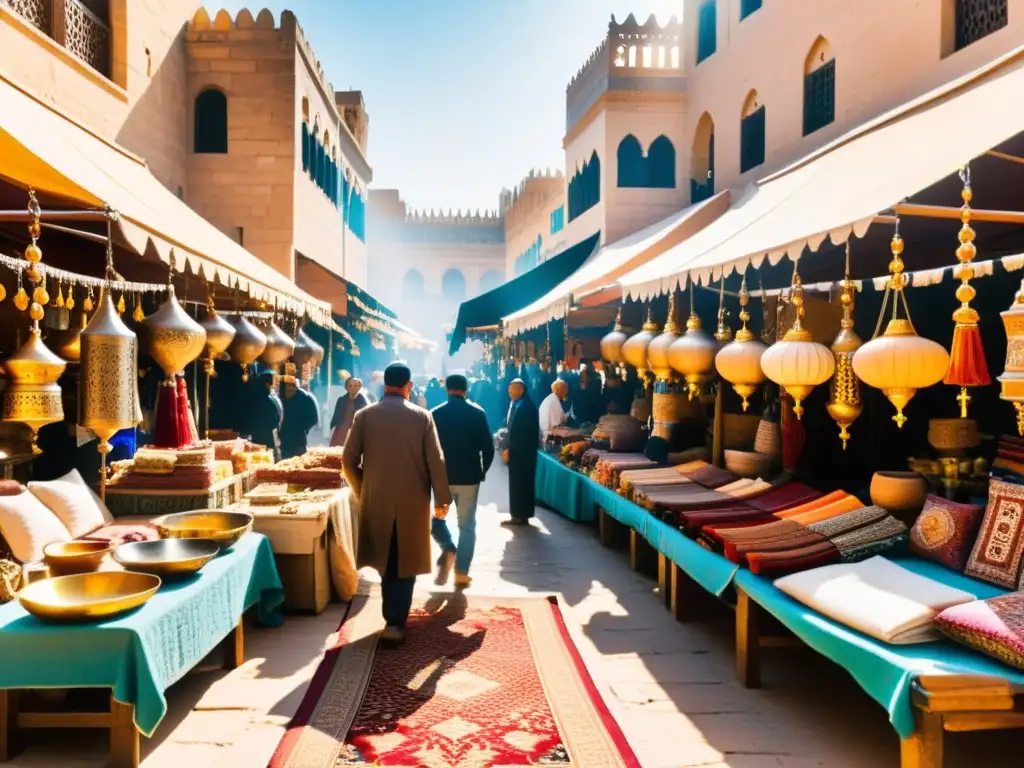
[761,270,835,419]
[852,230,949,428]
[647,293,680,382]
[621,305,659,381]
[52,310,89,363]
[716,274,767,411]
[2,326,66,455]
[668,284,717,399]
[825,244,863,449]
[714,274,733,346]
[228,315,267,381]
[261,318,296,367]
[292,327,324,376]
[200,302,236,377]
[943,166,990,418]
[998,275,1024,435]
[600,307,628,364]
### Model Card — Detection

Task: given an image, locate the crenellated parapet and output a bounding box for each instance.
[499,169,565,232]
[187,7,289,40]
[404,208,503,225]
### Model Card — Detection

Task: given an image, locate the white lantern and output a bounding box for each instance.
[715,276,766,411]
[760,274,834,419]
[668,289,717,400]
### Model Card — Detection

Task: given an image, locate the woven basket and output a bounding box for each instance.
[753,419,782,456]
[722,413,761,451]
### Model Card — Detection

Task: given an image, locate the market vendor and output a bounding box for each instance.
[279,376,320,459]
[538,379,571,440]
[245,369,283,460]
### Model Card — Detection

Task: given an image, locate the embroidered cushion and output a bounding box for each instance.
[936,593,1024,672]
[966,477,1024,588]
[910,495,984,573]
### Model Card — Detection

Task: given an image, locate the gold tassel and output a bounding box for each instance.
[116,293,126,315]
[65,285,75,311]
[133,296,145,323]
[83,288,94,313]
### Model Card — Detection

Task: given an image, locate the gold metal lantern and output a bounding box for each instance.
[760,271,835,419]
[998,274,1024,434]
[646,293,680,382]
[292,327,324,376]
[826,246,863,449]
[621,306,659,382]
[260,319,296,367]
[199,302,236,377]
[600,307,628,365]
[668,287,717,399]
[2,325,66,454]
[227,315,267,381]
[143,282,206,378]
[715,275,767,411]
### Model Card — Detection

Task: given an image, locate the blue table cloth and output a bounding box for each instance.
[0,532,284,737]
[734,557,1024,739]
[536,452,596,522]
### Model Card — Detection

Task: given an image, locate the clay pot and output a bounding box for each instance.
[869,471,929,526]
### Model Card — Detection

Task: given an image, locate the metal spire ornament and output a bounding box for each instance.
[715,271,767,411]
[714,274,733,345]
[943,165,990,418]
[647,292,681,382]
[825,242,863,449]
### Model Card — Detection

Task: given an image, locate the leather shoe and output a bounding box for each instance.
[381,625,405,645]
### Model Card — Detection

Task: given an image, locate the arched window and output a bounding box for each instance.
[647,136,676,188]
[301,96,309,123]
[696,0,717,64]
[480,270,503,293]
[617,135,646,188]
[740,0,762,20]
[587,151,601,210]
[441,269,466,302]
[691,112,715,203]
[402,270,425,300]
[193,89,227,154]
[803,36,835,136]
[740,90,766,173]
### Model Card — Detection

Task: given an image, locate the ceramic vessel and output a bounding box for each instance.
[869,470,929,525]
[724,449,776,479]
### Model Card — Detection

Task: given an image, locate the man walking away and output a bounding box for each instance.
[504,378,539,526]
[342,362,452,645]
[430,374,494,588]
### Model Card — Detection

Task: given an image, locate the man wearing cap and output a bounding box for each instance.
[342,361,452,644]
[430,374,494,588]
[505,378,540,526]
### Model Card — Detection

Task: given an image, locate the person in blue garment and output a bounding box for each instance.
[245,369,283,460]
[504,378,539,526]
[279,375,320,459]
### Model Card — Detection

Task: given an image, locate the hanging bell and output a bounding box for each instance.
[79,288,142,451]
[621,305,660,381]
[716,275,767,411]
[668,291,717,400]
[143,286,206,378]
[600,307,628,365]
[261,319,296,367]
[228,315,268,382]
[52,309,88,363]
[2,326,66,454]
[200,306,236,376]
[292,327,324,376]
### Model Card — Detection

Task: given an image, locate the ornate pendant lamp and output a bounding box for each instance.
[668,282,718,400]
[292,326,324,379]
[999,275,1024,435]
[600,307,628,365]
[143,252,206,449]
[228,314,268,382]
[825,243,863,449]
[198,293,235,440]
[621,305,660,383]
[760,267,835,419]
[852,226,949,428]
[943,166,991,418]
[261,310,296,369]
[715,273,767,411]
[647,292,680,382]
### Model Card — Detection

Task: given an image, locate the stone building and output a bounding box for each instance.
[501,169,567,278]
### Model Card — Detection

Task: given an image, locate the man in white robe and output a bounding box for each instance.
[538,379,571,440]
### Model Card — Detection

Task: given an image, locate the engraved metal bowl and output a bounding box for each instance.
[156,510,253,550]
[18,571,161,622]
[114,539,220,577]
[43,541,112,575]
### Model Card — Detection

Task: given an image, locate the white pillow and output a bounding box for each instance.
[0,490,72,563]
[28,469,114,539]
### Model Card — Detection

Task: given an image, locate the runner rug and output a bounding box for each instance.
[269,593,640,768]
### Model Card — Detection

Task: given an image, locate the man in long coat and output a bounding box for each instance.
[342,362,452,644]
[504,378,539,526]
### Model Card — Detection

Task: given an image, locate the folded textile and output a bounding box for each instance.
[682,464,740,489]
[807,505,888,538]
[831,516,908,552]
[747,540,841,576]
[774,556,976,644]
[839,534,909,563]
[680,507,772,534]
[776,489,850,519]
[787,495,864,526]
[730,529,829,565]
[646,488,738,512]
[719,478,773,499]
[936,593,1024,672]
[747,483,822,513]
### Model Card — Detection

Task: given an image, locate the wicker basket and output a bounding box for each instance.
[753,419,782,456]
[722,413,761,451]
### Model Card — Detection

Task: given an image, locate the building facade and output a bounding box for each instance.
[500,169,567,278]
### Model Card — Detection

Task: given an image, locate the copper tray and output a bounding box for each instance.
[157,510,253,549]
[114,539,220,577]
[18,571,161,622]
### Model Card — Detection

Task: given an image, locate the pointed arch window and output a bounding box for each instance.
[647,136,676,188]
[696,0,717,64]
[617,135,645,188]
[194,88,228,154]
[403,270,425,300]
[442,269,466,302]
[803,37,835,136]
[740,91,765,173]
[690,113,715,203]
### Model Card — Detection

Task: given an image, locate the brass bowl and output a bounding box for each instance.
[18,571,161,623]
[43,541,112,575]
[157,510,253,550]
[114,539,220,577]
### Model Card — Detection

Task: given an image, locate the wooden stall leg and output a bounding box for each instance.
[736,588,761,689]
[224,619,245,670]
[598,507,613,548]
[0,690,20,760]
[629,529,656,576]
[901,710,944,768]
[657,553,672,609]
[670,562,699,622]
[108,696,139,768]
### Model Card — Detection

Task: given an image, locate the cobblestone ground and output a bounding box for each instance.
[9,464,1023,766]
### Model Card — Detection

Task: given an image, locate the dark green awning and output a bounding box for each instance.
[448,232,600,355]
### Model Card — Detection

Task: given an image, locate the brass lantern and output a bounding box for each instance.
[760,271,835,419]
[621,305,659,381]
[826,245,863,449]
[228,315,268,381]
[852,232,949,428]
[715,275,767,411]
[668,287,717,399]
[600,307,628,365]
[261,319,296,367]
[998,274,1024,435]
[646,293,680,382]
[293,327,324,374]
[2,325,66,454]
[144,278,206,378]
[200,302,236,376]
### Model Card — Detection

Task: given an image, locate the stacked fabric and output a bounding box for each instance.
[674,460,741,489]
[618,466,693,501]
[640,477,775,521]
[593,454,657,489]
[673,483,822,535]
[992,436,1024,481]
[776,556,976,644]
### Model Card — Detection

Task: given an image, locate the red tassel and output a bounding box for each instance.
[944,324,991,387]
[781,395,806,472]
[176,377,193,448]
[153,381,184,448]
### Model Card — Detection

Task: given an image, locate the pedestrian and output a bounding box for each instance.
[538,379,570,440]
[430,373,495,588]
[342,361,452,645]
[279,375,320,459]
[245,369,283,460]
[329,376,369,447]
[504,377,539,526]
[424,377,446,410]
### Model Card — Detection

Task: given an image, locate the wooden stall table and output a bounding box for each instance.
[0,533,284,768]
[104,473,248,517]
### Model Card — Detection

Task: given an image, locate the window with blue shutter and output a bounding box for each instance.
[740,105,766,173]
[803,59,835,136]
[696,1,717,64]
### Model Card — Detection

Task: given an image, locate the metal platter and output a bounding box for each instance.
[18,571,161,623]
[157,510,253,550]
[42,541,112,576]
[114,539,220,578]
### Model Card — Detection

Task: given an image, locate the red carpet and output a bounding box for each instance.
[270,593,639,768]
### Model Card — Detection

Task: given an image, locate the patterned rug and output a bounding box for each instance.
[269,593,639,768]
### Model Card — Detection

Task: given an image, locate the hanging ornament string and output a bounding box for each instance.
[0,252,169,297]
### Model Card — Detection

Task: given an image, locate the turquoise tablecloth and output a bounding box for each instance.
[0,532,284,737]
[734,558,1024,739]
[536,452,597,522]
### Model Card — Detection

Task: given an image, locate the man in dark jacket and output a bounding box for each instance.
[246,369,283,461]
[430,374,494,588]
[279,377,320,459]
[504,377,539,526]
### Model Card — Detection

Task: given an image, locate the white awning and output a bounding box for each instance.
[502,191,730,334]
[620,43,1024,299]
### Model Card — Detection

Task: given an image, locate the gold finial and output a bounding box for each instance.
[715,274,732,343]
[664,292,680,334]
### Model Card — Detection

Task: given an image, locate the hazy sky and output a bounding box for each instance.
[217,1,682,212]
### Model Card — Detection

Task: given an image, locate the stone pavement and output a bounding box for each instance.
[7,464,1023,766]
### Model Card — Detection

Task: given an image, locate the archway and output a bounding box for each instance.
[441,268,466,303]
[403,270,425,300]
[194,88,228,154]
[690,112,715,202]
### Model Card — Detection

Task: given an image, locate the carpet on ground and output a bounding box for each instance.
[269,592,639,768]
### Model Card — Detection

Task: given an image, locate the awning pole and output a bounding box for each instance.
[893,203,1024,224]
[0,209,109,222]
